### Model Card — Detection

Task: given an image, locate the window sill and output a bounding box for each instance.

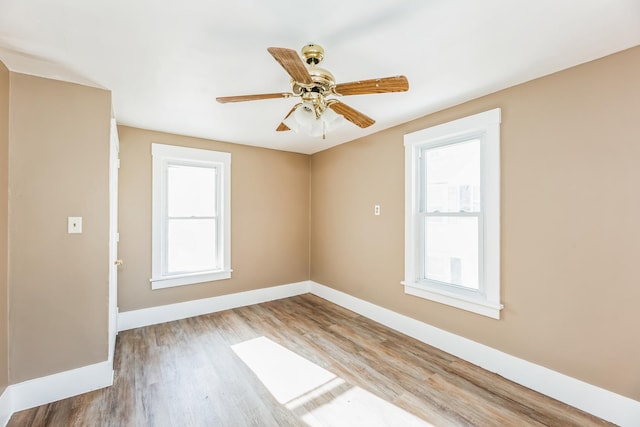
[402,281,503,319]
[151,270,232,290]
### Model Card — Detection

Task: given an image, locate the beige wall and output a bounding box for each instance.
[117,126,309,311]
[8,73,111,382]
[1,45,636,403]
[310,46,640,401]
[0,61,9,393]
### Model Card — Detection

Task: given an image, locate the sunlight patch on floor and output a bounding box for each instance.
[301,385,432,427]
[232,336,433,426]
[231,336,337,403]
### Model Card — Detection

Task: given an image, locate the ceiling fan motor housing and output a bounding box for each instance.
[291,65,335,97]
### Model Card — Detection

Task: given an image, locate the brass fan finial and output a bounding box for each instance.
[301,44,324,65]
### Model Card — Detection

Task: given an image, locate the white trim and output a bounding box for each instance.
[150,269,232,289]
[403,282,502,319]
[108,117,119,366]
[8,361,113,414]
[309,281,640,427]
[404,108,502,318]
[151,143,232,289]
[0,387,12,427]
[0,282,308,423]
[3,282,636,426]
[118,281,311,331]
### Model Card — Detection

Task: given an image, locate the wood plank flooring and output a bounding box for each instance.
[9,294,613,426]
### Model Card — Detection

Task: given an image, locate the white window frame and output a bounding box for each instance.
[403,108,502,319]
[151,143,231,289]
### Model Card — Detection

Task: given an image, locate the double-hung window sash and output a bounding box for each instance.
[164,162,219,276]
[418,138,482,294]
[151,143,231,289]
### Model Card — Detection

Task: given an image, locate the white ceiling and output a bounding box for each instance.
[1,1,639,154]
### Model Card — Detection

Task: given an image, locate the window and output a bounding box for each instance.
[151,144,231,289]
[404,109,502,319]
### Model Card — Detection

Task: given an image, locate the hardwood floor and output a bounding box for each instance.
[10,294,613,426]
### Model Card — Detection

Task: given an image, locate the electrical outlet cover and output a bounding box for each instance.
[68,216,83,234]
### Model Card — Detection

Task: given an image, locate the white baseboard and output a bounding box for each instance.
[0,281,310,423]
[118,281,311,331]
[0,386,11,427]
[3,281,636,426]
[7,360,113,416]
[309,281,640,427]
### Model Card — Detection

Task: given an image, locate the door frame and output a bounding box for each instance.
[108,118,119,363]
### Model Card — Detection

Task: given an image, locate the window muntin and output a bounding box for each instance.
[151,144,231,289]
[404,108,502,319]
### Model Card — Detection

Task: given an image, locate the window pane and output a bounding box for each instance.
[424,216,479,289]
[425,139,480,213]
[168,164,216,217]
[167,219,217,273]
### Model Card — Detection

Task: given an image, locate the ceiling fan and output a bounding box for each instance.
[216,44,409,138]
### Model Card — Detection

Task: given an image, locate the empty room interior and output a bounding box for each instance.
[0,1,639,426]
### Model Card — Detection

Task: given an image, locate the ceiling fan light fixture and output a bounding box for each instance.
[283,102,345,139]
[321,106,345,128]
[282,102,314,132]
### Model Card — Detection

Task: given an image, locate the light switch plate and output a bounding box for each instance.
[68,217,82,234]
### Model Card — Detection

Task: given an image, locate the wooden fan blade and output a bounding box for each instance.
[267,47,313,85]
[334,75,409,96]
[216,93,292,103]
[328,101,375,128]
[276,104,299,131]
